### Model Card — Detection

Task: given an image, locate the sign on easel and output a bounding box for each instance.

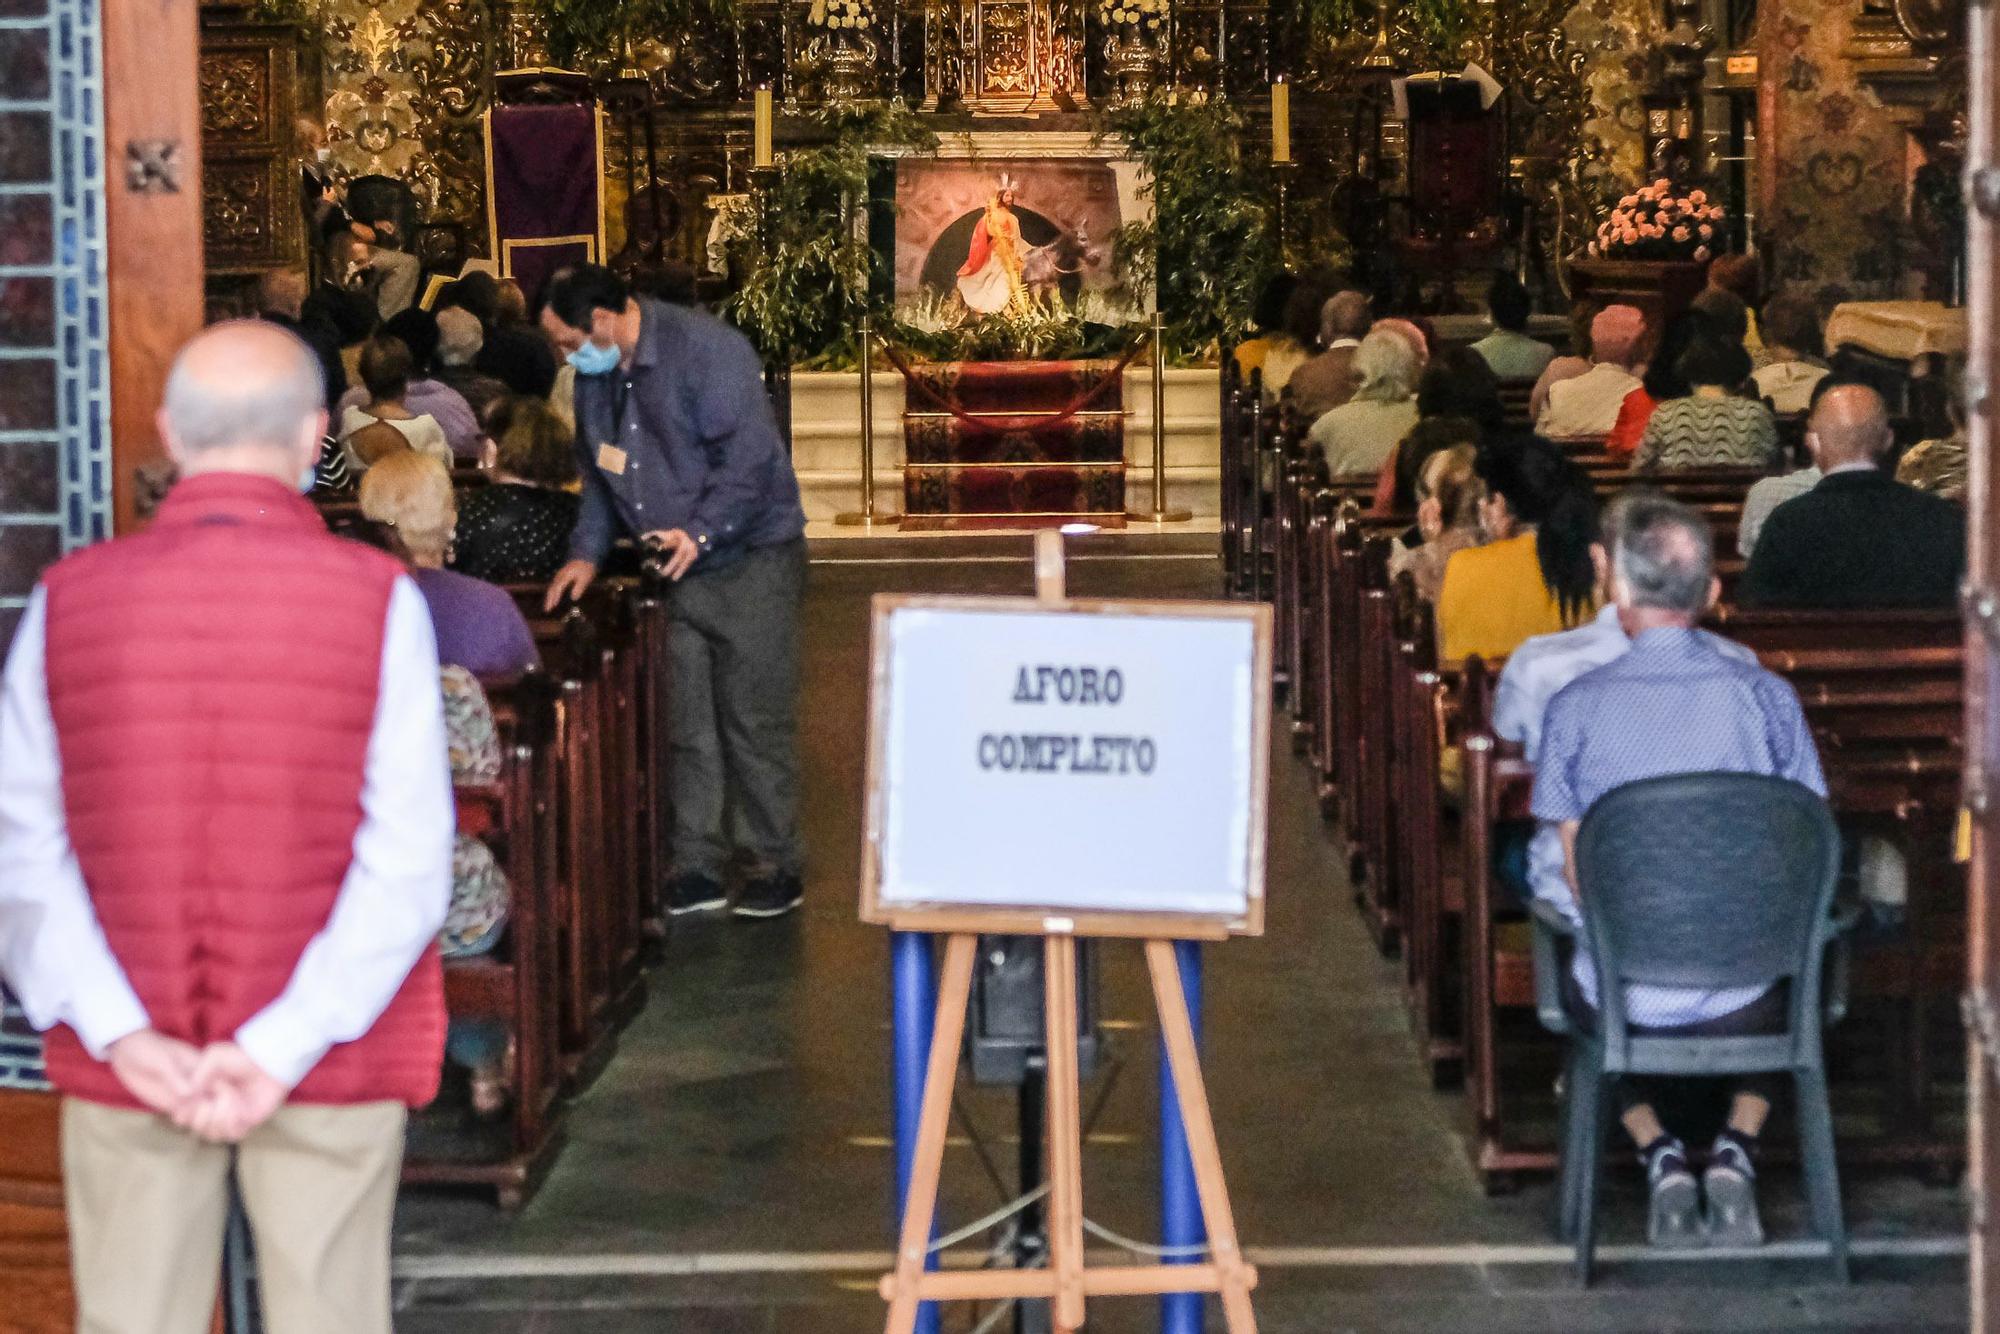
[863,533,1271,1334]
[863,565,1269,937]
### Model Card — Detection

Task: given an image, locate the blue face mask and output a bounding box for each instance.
[300,462,319,494]
[567,339,620,376]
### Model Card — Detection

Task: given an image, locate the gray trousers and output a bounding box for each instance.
[665,537,806,881]
[371,248,422,321]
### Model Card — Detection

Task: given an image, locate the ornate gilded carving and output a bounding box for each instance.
[319,0,493,242]
[200,53,269,137]
[203,162,273,256]
[958,0,1080,111]
[492,0,554,69]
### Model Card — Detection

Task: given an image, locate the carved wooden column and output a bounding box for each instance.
[106,0,204,533]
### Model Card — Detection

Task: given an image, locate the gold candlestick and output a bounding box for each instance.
[1270,77,1292,164]
[753,85,774,169]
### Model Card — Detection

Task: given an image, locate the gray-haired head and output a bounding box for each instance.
[1612,494,1714,617]
[436,305,484,367]
[1350,327,1421,405]
[161,320,325,459]
[1319,290,1373,347]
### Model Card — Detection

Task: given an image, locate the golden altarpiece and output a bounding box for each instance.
[192,0,1970,314]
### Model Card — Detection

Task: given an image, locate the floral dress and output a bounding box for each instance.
[441,666,510,958]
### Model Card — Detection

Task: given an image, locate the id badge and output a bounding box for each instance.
[596,443,629,476]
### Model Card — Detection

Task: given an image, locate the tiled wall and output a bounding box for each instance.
[0,0,109,653]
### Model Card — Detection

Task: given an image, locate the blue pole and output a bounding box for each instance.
[890,930,942,1334]
[1160,940,1206,1334]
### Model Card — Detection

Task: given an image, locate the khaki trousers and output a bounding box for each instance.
[61,1098,406,1334]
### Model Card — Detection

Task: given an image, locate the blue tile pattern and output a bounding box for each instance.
[0,986,48,1092]
[0,0,107,629]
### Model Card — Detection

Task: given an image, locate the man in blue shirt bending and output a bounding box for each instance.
[543,264,809,920]
[1533,495,1826,1251]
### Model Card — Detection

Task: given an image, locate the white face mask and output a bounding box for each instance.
[315,146,332,164]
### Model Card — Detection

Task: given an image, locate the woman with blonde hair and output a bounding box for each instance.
[1306,327,1422,476]
[1390,443,1487,602]
[358,450,538,676]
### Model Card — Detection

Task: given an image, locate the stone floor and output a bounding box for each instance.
[392,541,1970,1332]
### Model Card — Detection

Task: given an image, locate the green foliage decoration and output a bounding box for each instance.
[530,0,738,67]
[1102,96,1283,360]
[1297,0,1476,60]
[723,103,936,368]
[884,292,1145,363]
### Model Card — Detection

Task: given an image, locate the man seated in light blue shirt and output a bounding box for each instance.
[1531,495,1826,1251]
[1492,490,1756,909]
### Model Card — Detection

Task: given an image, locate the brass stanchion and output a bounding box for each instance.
[836,314,900,527]
[1128,310,1194,524]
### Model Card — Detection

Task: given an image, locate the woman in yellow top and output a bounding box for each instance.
[1234,273,1301,378]
[1437,439,1599,664]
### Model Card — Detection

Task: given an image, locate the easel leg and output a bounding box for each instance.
[1044,935,1088,1333]
[1160,940,1204,1334]
[1146,940,1259,1334]
[884,934,978,1334]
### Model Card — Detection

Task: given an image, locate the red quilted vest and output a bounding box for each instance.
[38,472,444,1109]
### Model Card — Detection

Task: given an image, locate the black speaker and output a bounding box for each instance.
[965,935,1101,1086]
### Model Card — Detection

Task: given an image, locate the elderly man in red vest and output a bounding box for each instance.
[0,320,451,1333]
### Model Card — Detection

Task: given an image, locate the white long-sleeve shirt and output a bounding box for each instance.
[0,577,453,1090]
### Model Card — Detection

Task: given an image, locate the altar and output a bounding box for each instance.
[923,0,1089,114]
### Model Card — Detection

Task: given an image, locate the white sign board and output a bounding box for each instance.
[861,595,1271,937]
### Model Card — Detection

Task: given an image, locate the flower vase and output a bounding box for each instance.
[815,27,879,104]
[1105,30,1161,107]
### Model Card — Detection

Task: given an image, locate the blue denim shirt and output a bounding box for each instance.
[568,299,806,571]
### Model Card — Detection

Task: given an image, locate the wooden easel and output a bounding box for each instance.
[878,933,1258,1333]
[875,535,1260,1332]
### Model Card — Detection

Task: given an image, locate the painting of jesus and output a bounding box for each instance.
[955,176,1029,315]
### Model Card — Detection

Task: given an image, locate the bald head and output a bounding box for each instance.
[1807,383,1892,469]
[160,321,326,480]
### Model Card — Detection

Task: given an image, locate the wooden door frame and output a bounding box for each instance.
[104,0,205,533]
[1967,1,1998,1323]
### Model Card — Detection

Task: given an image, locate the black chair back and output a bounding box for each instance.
[1575,771,1840,1046]
[346,173,418,250]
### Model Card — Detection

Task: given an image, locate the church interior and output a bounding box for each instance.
[0,0,1996,1329]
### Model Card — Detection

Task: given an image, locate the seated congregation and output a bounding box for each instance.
[4,257,771,1213]
[1230,262,1968,1273]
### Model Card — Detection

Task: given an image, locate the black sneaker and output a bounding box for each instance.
[663,872,727,916]
[733,871,803,919]
[1702,1132,1765,1248]
[1643,1137,1703,1249]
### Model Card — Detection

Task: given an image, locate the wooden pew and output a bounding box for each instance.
[1455,630,1966,1189]
[402,671,568,1207]
[1387,576,1467,1080]
[1498,379,1536,434]
[501,584,647,1088]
